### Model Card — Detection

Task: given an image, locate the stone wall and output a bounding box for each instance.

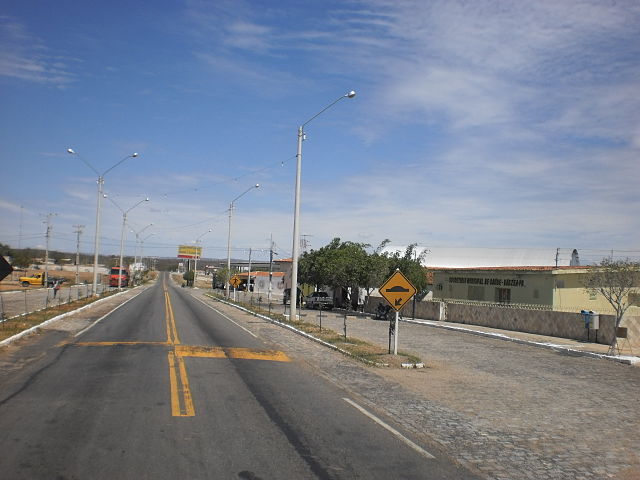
[365,297,640,349]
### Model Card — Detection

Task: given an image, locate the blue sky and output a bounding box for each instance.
[1,0,639,263]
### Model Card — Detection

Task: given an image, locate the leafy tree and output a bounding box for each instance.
[383,243,429,294]
[299,238,370,291]
[359,240,391,304]
[0,243,11,256]
[11,251,32,269]
[182,270,194,286]
[298,238,428,309]
[584,258,640,354]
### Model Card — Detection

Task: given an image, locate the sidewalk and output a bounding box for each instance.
[214,290,640,365]
[289,304,640,366]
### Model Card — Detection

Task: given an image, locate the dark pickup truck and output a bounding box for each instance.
[304,291,334,310]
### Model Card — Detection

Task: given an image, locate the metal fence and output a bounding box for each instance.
[0,283,109,321]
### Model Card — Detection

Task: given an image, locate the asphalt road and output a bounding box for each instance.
[0,273,479,479]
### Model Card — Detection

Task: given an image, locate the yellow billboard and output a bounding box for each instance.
[177,245,202,259]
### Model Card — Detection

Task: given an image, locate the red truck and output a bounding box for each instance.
[109,267,129,287]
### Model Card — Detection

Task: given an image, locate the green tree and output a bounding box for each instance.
[584,258,640,354]
[383,243,429,294]
[11,251,32,269]
[183,270,194,286]
[299,238,370,291]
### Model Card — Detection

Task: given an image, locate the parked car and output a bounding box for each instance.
[304,291,334,310]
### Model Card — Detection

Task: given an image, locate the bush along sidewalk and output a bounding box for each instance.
[204,291,422,368]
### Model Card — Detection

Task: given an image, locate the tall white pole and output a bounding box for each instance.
[289,91,355,323]
[193,245,199,288]
[117,212,127,290]
[92,177,104,295]
[74,225,84,285]
[247,247,252,295]
[290,126,303,321]
[226,202,233,297]
[225,184,259,298]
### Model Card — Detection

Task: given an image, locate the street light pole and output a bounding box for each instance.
[131,223,153,285]
[109,196,150,290]
[140,233,154,273]
[226,184,260,298]
[67,148,138,295]
[289,91,355,321]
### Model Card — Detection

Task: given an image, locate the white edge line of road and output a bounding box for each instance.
[73,287,146,338]
[192,295,258,338]
[0,287,144,347]
[342,397,435,459]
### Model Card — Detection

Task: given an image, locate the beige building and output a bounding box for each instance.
[433,266,640,316]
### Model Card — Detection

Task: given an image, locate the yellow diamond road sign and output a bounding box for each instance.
[230,275,242,288]
[379,270,417,311]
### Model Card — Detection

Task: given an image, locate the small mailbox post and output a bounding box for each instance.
[581,310,599,342]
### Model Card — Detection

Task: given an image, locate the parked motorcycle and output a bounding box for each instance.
[373,304,392,320]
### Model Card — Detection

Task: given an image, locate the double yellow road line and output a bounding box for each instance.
[164,284,194,417]
[76,279,290,418]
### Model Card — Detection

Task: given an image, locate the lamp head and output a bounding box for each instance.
[132,153,139,158]
[67,148,76,154]
[346,90,356,98]
[144,197,150,202]
[255,183,260,188]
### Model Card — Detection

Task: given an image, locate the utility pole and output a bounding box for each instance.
[42,213,57,287]
[74,225,85,285]
[268,235,276,303]
[301,234,312,252]
[247,247,253,295]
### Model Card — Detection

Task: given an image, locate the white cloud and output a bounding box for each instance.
[0,16,75,86]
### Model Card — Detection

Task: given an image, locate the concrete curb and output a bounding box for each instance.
[403,318,640,366]
[0,287,143,348]
[203,294,390,367]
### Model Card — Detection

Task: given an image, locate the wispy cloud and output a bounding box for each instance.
[0,16,75,86]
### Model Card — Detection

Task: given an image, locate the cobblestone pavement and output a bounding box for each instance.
[198,292,640,480]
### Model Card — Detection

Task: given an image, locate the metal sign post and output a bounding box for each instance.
[378,269,417,356]
[394,310,399,355]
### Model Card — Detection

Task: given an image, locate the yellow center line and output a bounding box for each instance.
[167,350,195,417]
[69,279,289,419]
[163,286,192,416]
[164,289,180,345]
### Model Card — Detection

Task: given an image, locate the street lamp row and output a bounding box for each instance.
[66,90,354,302]
[67,148,138,295]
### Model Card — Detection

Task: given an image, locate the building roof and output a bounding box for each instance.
[432,265,590,272]
[236,271,284,278]
[382,246,581,269]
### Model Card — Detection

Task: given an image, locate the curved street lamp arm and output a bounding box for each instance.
[231,184,260,206]
[102,153,138,177]
[300,91,356,128]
